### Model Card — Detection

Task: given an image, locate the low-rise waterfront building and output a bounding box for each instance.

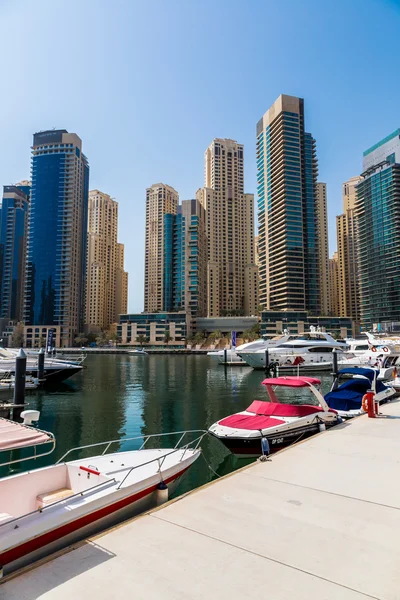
[260,310,352,338]
[194,316,258,336]
[118,312,187,346]
[24,325,61,348]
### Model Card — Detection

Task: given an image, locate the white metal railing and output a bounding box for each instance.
[0,423,56,468]
[56,429,207,463]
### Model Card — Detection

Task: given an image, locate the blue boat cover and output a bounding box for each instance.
[337,367,375,381]
[325,376,387,411]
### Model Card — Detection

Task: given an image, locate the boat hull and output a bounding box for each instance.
[210,422,336,458]
[0,466,189,577]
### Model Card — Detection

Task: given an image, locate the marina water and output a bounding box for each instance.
[3,355,333,495]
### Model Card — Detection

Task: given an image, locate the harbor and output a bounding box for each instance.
[2,390,400,599]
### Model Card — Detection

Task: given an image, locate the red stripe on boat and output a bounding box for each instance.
[0,465,190,566]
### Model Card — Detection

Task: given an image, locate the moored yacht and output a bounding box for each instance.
[207,331,292,365]
[0,348,82,383]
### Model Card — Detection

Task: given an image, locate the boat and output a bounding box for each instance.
[0,410,56,467]
[0,429,203,576]
[208,376,340,457]
[207,331,292,366]
[325,367,396,419]
[238,330,348,370]
[0,373,40,392]
[0,348,82,383]
[128,348,148,355]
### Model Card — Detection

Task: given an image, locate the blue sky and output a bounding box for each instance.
[0,0,399,312]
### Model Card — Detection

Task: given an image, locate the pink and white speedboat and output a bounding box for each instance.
[0,426,203,577]
[209,377,339,457]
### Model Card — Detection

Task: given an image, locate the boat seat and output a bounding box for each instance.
[0,512,14,524]
[37,487,74,509]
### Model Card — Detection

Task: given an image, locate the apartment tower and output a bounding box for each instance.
[328,252,339,316]
[144,183,179,312]
[197,138,258,317]
[0,184,30,321]
[355,130,400,329]
[256,94,320,313]
[24,130,89,346]
[115,242,128,318]
[86,190,118,331]
[316,183,329,315]
[336,176,362,323]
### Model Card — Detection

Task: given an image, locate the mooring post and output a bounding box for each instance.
[38,347,45,381]
[332,349,338,381]
[264,348,269,375]
[13,348,27,421]
[224,348,227,365]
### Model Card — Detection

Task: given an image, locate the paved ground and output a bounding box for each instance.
[3,401,400,600]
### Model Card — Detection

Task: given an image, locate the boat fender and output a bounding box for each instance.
[156,481,169,506]
[318,423,326,432]
[261,436,270,456]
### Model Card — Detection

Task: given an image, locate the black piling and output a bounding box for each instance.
[38,347,45,381]
[264,349,269,375]
[332,349,338,381]
[13,348,26,421]
[224,348,227,365]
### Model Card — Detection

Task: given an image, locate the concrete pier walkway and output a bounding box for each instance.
[3,401,400,600]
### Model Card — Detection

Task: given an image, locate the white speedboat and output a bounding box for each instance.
[0,430,203,576]
[128,348,148,355]
[208,376,339,457]
[0,348,82,383]
[325,367,396,418]
[238,330,348,370]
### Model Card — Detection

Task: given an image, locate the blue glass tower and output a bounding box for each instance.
[356,130,400,329]
[24,130,89,346]
[0,185,29,321]
[256,95,320,314]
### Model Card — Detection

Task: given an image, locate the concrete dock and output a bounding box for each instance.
[3,401,400,600]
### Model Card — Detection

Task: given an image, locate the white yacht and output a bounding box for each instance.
[238,329,348,370]
[207,331,292,365]
[0,348,82,383]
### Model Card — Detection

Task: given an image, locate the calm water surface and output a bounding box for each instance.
[6,355,333,495]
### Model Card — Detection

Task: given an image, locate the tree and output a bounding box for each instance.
[38,336,46,348]
[106,324,118,342]
[10,323,24,348]
[74,332,88,347]
[96,331,108,347]
[164,333,173,344]
[136,334,148,347]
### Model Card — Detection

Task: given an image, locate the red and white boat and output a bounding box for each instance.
[208,377,339,457]
[0,423,203,577]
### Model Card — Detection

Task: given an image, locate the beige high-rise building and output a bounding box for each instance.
[86,190,128,331]
[336,176,362,322]
[254,235,260,268]
[197,138,258,317]
[144,183,179,312]
[115,242,128,318]
[316,183,329,315]
[328,252,340,316]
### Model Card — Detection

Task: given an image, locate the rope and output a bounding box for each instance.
[201,452,222,478]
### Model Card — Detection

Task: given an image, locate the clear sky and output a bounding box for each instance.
[0,0,399,312]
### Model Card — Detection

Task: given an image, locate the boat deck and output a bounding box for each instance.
[3,400,400,599]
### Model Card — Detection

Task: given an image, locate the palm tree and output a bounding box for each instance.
[136,334,148,347]
[164,333,173,344]
[74,332,88,347]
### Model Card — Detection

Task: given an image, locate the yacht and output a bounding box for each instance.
[0,348,83,383]
[237,329,348,370]
[207,331,292,365]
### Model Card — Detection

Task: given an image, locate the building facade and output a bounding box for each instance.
[316,183,329,315]
[24,130,89,347]
[144,184,179,312]
[115,242,128,318]
[260,310,352,338]
[355,130,400,329]
[86,190,118,332]
[336,176,362,323]
[197,138,258,317]
[0,184,30,321]
[328,252,340,316]
[118,312,187,346]
[256,94,320,314]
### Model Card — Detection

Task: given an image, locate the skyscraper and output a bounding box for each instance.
[336,176,362,322]
[316,183,329,315]
[24,130,89,347]
[197,138,258,317]
[86,190,118,331]
[144,183,179,312]
[115,243,128,318]
[0,184,30,321]
[355,130,400,329]
[328,252,339,316]
[256,94,320,313]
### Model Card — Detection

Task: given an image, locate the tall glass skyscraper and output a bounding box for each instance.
[356,129,400,329]
[256,94,321,314]
[24,130,89,346]
[0,184,30,321]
